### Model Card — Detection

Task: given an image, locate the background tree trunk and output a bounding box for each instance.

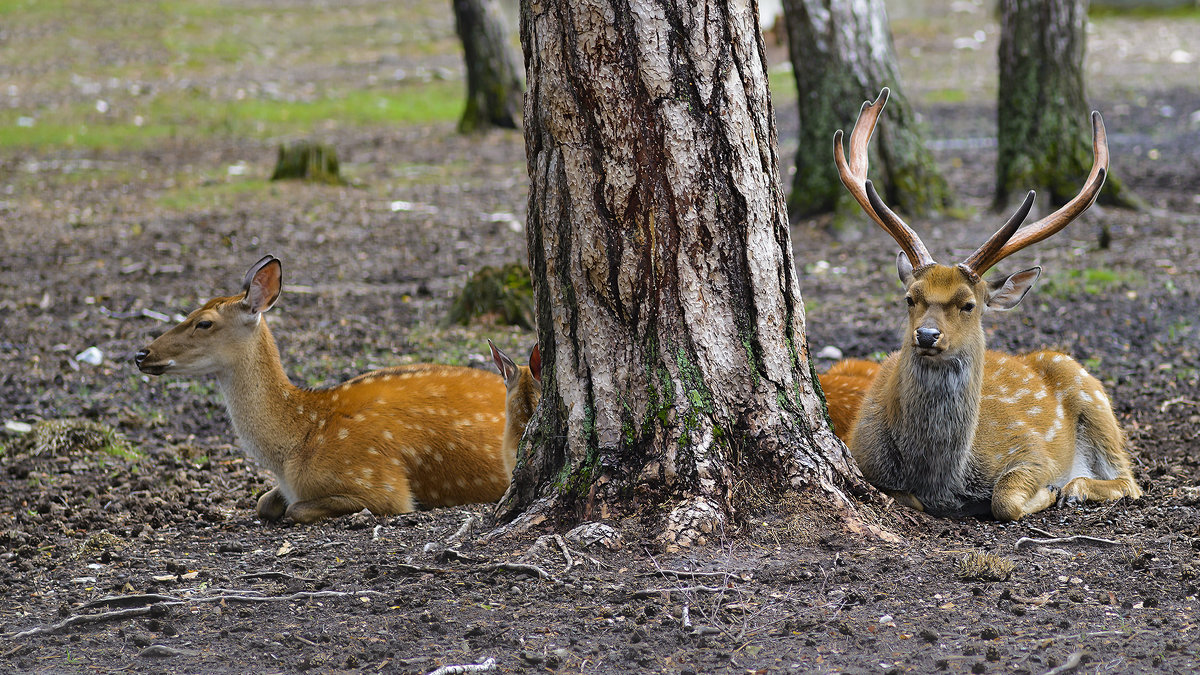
[453,0,524,132]
[781,0,949,236]
[995,0,1134,211]
[501,0,882,547]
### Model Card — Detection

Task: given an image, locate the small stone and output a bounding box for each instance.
[75,346,104,365]
[817,345,843,360]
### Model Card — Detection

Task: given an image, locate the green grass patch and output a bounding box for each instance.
[0,0,77,17]
[1039,267,1143,298]
[155,179,277,211]
[1,81,464,151]
[1089,3,1200,20]
[768,67,797,102]
[923,87,970,104]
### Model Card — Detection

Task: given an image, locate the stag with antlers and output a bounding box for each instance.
[834,89,1141,521]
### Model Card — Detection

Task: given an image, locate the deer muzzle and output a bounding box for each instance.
[914,327,942,352]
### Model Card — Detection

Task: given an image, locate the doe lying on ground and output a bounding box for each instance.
[818,358,880,447]
[135,255,512,524]
[834,88,1141,521]
[489,340,542,469]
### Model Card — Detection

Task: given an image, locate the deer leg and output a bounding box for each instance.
[1059,476,1141,506]
[286,495,368,524]
[256,487,288,522]
[992,469,1057,521]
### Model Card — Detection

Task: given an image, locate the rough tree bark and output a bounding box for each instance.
[996,0,1134,211]
[452,0,524,132]
[781,0,949,233]
[498,0,884,547]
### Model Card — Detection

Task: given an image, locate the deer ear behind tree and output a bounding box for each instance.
[489,340,543,473]
[135,255,511,524]
[834,88,1141,521]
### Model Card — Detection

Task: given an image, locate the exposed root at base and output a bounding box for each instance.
[659,497,726,552]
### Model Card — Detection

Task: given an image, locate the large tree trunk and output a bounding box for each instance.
[500,0,882,547]
[995,0,1133,211]
[781,0,949,235]
[453,0,524,133]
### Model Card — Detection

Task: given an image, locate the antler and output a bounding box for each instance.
[961,111,1110,277]
[834,87,934,270]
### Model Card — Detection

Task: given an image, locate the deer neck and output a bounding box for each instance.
[213,320,307,477]
[890,337,986,498]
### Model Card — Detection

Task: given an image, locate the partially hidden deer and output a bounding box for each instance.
[135,255,512,524]
[818,359,881,446]
[488,340,542,469]
[834,88,1141,520]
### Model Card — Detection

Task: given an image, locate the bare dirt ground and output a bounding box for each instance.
[2,3,1200,674]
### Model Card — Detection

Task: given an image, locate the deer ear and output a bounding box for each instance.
[489,339,518,385]
[986,266,1041,311]
[242,256,282,315]
[896,251,915,286]
[528,344,542,383]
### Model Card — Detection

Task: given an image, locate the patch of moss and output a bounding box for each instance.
[448,263,535,329]
[1038,267,1143,299]
[270,142,344,185]
[30,419,138,459]
[958,550,1015,582]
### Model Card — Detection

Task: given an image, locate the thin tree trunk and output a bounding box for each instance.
[781,0,949,234]
[453,0,524,133]
[500,0,885,547]
[995,0,1135,211]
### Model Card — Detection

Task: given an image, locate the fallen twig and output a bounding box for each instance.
[446,515,480,546]
[392,563,449,575]
[238,571,318,583]
[632,585,739,599]
[440,548,483,563]
[552,534,575,573]
[7,590,379,639]
[426,657,497,675]
[9,607,154,639]
[82,594,178,610]
[643,569,746,581]
[1016,535,1120,550]
[1160,397,1198,413]
[480,562,560,584]
[1041,651,1084,675]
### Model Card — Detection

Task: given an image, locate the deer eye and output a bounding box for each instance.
[196,320,214,330]
[961,302,976,313]
[905,296,915,307]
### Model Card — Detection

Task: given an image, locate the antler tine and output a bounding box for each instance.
[967,111,1110,275]
[833,87,935,269]
[960,190,1035,278]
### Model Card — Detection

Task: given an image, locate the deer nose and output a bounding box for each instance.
[915,327,941,349]
[135,349,149,365]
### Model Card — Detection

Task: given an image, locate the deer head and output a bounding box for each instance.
[136,256,282,377]
[834,88,1108,364]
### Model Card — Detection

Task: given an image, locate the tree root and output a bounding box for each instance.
[659,497,726,551]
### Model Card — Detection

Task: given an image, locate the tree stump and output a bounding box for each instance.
[270,142,344,185]
[448,263,535,329]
